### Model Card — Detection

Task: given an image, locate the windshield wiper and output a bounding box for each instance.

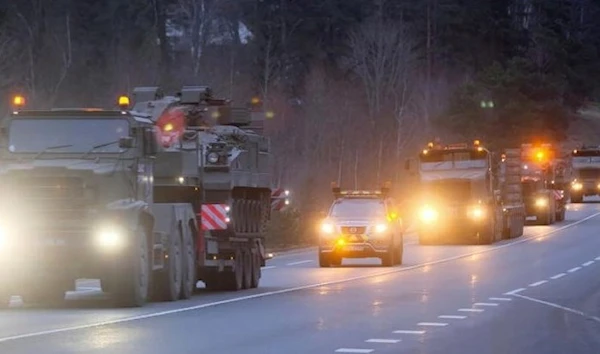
[81,140,120,159]
[33,144,73,159]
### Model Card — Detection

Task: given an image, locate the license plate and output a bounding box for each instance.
[344,245,364,252]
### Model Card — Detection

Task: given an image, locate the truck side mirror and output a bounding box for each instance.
[144,128,158,156]
[118,136,134,149]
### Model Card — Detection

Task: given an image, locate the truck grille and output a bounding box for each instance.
[341,226,366,234]
[8,177,88,221]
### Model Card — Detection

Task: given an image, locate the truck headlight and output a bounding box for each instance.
[96,228,125,249]
[535,197,548,208]
[572,182,583,191]
[468,206,485,219]
[419,206,438,223]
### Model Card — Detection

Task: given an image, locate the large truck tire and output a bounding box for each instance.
[242,250,253,289]
[153,229,183,302]
[180,225,196,300]
[113,226,151,307]
[250,251,261,288]
[477,220,495,245]
[395,243,404,266]
[222,250,244,291]
[555,207,566,222]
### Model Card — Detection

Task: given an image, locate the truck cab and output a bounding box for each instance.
[413,140,506,245]
[318,183,403,267]
[570,145,600,203]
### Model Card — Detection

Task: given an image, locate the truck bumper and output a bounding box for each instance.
[417,217,489,242]
[0,229,130,281]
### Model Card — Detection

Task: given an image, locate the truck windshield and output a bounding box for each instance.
[8,118,130,154]
[420,150,487,170]
[329,199,386,218]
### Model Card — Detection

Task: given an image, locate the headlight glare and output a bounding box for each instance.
[96,227,125,249]
[374,223,387,233]
[535,198,548,207]
[572,182,583,190]
[468,206,485,219]
[321,223,334,234]
[419,206,438,222]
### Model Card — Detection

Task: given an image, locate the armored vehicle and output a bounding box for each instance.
[0,86,272,308]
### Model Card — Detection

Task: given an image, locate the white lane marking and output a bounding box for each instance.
[1,212,597,343]
[511,293,600,323]
[489,297,512,301]
[286,260,313,266]
[568,266,581,273]
[596,256,600,261]
[529,280,548,287]
[78,287,100,291]
[417,322,448,327]
[335,349,374,353]
[365,339,401,344]
[392,330,425,334]
[550,273,566,280]
[458,308,484,313]
[582,261,594,267]
[438,315,467,319]
[473,303,498,307]
[262,266,276,270]
[504,288,526,295]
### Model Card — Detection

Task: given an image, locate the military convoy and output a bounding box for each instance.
[0,86,273,308]
[406,140,525,245]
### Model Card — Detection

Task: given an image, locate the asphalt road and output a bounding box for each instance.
[1,203,600,353]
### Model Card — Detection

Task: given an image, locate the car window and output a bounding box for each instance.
[329,199,386,218]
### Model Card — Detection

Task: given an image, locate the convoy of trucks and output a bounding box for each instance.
[0,87,274,308]
[0,86,592,308]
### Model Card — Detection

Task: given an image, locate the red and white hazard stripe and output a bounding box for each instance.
[200,204,229,230]
[271,188,288,211]
[553,190,564,200]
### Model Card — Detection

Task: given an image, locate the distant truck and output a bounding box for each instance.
[406,140,525,245]
[569,145,600,203]
[0,87,273,308]
[519,143,567,223]
[317,183,404,267]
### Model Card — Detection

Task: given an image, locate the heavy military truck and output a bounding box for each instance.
[406,140,524,245]
[570,145,600,203]
[0,86,272,308]
[519,143,567,224]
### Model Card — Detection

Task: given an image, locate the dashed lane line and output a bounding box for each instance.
[489,297,512,301]
[550,273,566,280]
[567,266,581,273]
[417,322,448,327]
[2,212,599,344]
[365,339,401,344]
[473,303,498,307]
[335,349,374,353]
[458,308,484,313]
[392,330,425,335]
[529,280,548,287]
[582,261,594,267]
[438,315,467,319]
[262,266,276,270]
[286,260,313,266]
